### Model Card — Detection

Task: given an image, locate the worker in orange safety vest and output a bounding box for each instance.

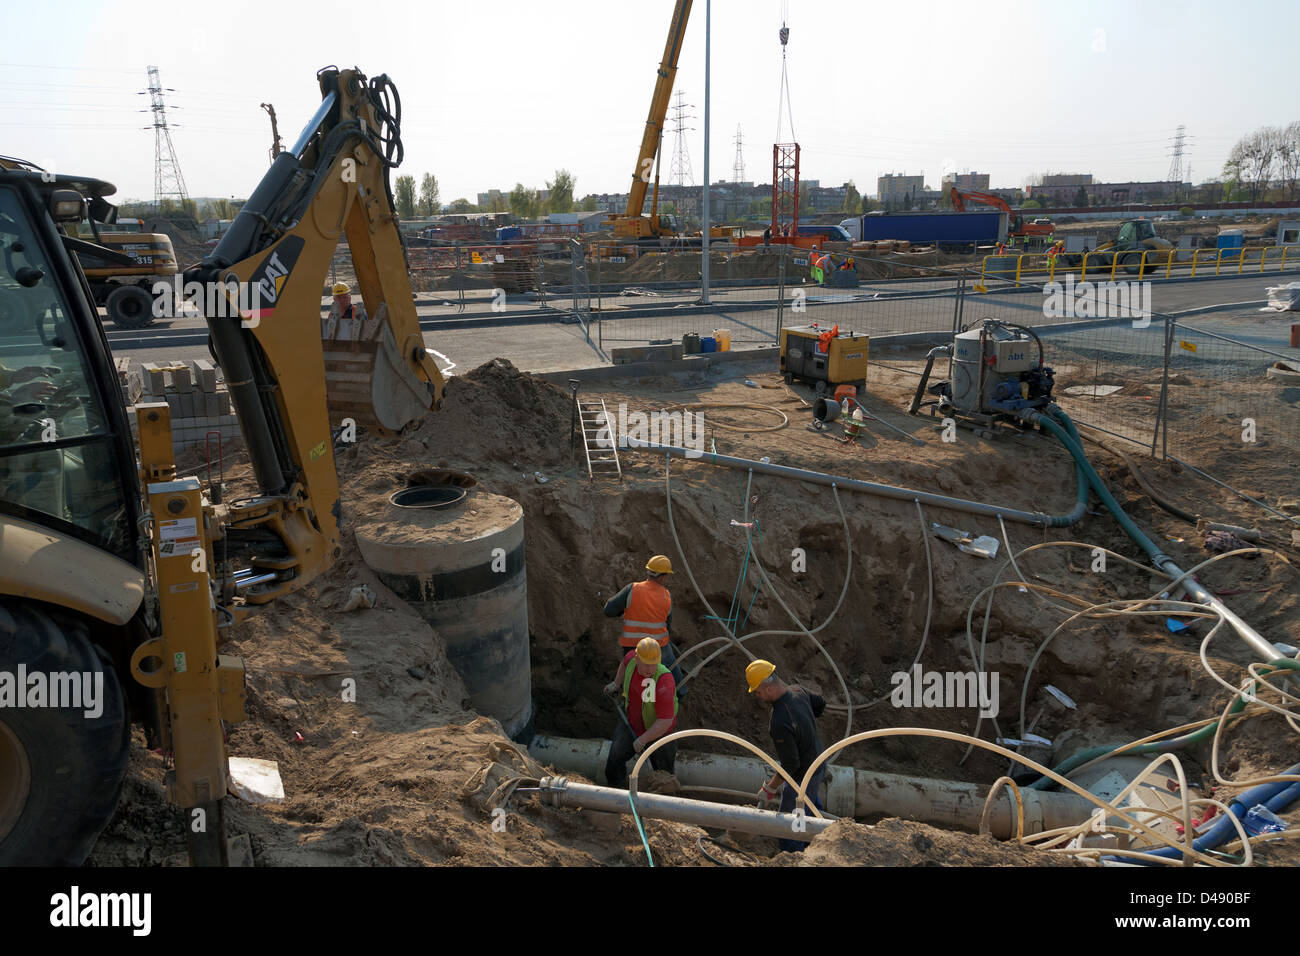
[604,555,685,696]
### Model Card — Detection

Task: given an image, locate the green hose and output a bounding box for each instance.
[1022,407,1170,565]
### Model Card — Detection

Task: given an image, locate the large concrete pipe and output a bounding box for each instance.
[530,734,1098,839]
[357,483,533,738]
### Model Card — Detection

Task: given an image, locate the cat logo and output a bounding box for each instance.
[244,235,305,323]
[843,352,863,361]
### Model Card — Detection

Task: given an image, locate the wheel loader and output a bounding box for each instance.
[0,67,444,865]
[0,158,178,330]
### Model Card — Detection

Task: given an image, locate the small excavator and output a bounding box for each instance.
[950,187,1056,240]
[0,67,444,865]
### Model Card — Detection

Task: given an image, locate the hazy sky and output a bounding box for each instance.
[3,0,1297,205]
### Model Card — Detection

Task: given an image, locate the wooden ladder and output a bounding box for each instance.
[578,399,621,479]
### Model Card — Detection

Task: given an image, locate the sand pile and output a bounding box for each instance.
[419,358,575,469]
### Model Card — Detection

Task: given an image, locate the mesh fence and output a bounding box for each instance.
[1160,321,1300,463]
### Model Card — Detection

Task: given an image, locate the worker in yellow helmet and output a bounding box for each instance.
[604,554,684,697]
[746,659,827,852]
[322,281,368,343]
[602,637,680,789]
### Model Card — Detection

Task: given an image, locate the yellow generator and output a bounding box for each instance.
[779,324,869,396]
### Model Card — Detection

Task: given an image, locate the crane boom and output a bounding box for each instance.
[612,0,692,239]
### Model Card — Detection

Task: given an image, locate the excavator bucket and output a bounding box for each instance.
[322,303,438,433]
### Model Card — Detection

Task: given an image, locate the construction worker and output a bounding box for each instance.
[763,226,772,249]
[604,555,683,694]
[602,637,679,789]
[322,281,368,342]
[746,660,827,853]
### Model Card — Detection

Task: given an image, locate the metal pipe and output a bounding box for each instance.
[290,90,338,157]
[529,734,1097,839]
[234,572,277,590]
[1023,407,1277,664]
[622,438,1081,527]
[537,775,831,843]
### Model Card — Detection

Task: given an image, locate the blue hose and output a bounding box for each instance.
[1109,763,1300,864]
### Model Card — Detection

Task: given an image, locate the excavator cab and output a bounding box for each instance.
[0,170,141,564]
[0,164,147,867]
[1117,219,1158,249]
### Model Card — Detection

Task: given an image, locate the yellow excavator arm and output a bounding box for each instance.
[185,67,444,606]
[122,69,445,863]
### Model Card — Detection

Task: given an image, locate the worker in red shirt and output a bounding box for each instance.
[604,555,683,694]
[603,637,679,788]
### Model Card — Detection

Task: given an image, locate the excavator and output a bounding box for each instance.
[950,187,1055,240]
[0,66,444,865]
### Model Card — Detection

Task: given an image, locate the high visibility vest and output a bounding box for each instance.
[623,662,679,731]
[620,579,671,646]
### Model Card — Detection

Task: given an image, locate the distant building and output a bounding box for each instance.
[1042,174,1093,187]
[878,173,924,203]
[199,218,232,240]
[942,171,991,193]
[477,189,504,209]
[547,211,609,232]
[1028,178,1189,205]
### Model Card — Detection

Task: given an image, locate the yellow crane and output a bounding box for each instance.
[607,0,692,241]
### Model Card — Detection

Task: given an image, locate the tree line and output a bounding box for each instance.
[392,169,593,220]
[1224,122,1300,202]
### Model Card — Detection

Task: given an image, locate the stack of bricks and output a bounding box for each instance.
[114,357,141,407]
[131,359,240,459]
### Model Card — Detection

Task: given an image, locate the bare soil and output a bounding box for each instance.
[90,355,1300,866]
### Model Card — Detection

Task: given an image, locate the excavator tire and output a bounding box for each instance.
[0,601,131,866]
[105,284,156,330]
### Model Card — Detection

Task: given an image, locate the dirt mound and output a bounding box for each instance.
[417,358,574,469]
[787,818,1085,866]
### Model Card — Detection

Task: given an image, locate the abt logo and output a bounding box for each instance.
[1042,273,1153,327]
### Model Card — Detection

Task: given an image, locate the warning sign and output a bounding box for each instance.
[158,517,200,557]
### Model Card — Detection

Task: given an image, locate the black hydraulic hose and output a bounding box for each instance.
[1074,425,1198,524]
[909,345,950,415]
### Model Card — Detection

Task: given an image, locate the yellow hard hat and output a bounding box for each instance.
[636,637,662,665]
[646,555,674,575]
[746,659,776,693]
[332,282,351,295]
